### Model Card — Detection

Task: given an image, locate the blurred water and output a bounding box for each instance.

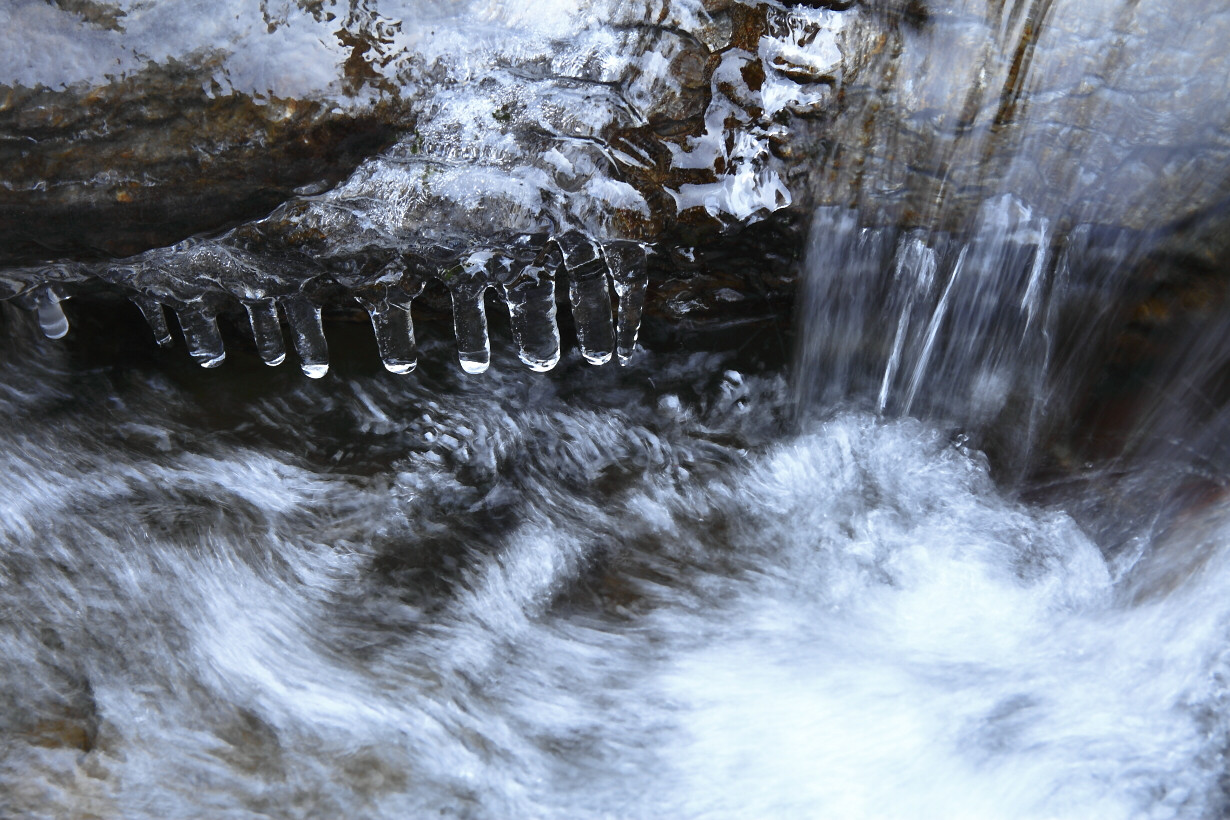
[0,307,1226,819]
[776,0,1230,809]
[2,0,1230,817]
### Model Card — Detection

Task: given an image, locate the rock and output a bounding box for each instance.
[0,0,1226,372]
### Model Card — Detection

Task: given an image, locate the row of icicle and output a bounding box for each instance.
[12,231,650,377]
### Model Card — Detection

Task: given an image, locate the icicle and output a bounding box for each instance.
[604,241,649,366]
[26,286,70,340]
[446,253,492,374]
[363,300,418,374]
[175,305,226,368]
[281,296,329,378]
[498,249,560,372]
[555,231,615,365]
[131,295,173,347]
[339,255,424,375]
[243,299,286,366]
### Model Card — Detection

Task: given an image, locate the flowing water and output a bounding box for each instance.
[4,0,1230,818]
[1,285,1228,819]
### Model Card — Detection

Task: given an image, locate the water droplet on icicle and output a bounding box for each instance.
[555,231,614,365]
[498,251,560,372]
[243,299,286,366]
[604,241,649,366]
[281,296,329,378]
[131,295,173,347]
[175,305,226,368]
[446,254,492,375]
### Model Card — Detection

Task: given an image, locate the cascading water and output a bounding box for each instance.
[780,0,1230,814]
[3,1,1230,819]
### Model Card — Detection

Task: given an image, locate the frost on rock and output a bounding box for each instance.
[2,0,1228,374]
[0,0,864,373]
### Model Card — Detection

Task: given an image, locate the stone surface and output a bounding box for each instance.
[0,0,1226,370]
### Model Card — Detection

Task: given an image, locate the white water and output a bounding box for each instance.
[3,0,1230,815]
[1,325,1227,819]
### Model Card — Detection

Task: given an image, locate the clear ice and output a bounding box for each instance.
[281,296,329,378]
[244,299,287,367]
[447,255,493,375]
[131,296,173,348]
[25,286,70,340]
[556,232,615,366]
[500,254,561,373]
[175,305,226,368]
[364,300,419,375]
[605,241,649,366]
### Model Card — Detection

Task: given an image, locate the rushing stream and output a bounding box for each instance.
[2,292,1229,818]
[3,0,1230,818]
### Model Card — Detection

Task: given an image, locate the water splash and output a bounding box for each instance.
[0,1,1229,818]
[0,334,1226,818]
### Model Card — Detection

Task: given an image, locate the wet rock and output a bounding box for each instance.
[0,0,1226,372]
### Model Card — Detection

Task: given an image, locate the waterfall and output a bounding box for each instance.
[793,0,1230,484]
[2,1,1230,818]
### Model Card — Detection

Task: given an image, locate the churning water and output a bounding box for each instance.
[1,293,1229,819]
[3,0,1230,818]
